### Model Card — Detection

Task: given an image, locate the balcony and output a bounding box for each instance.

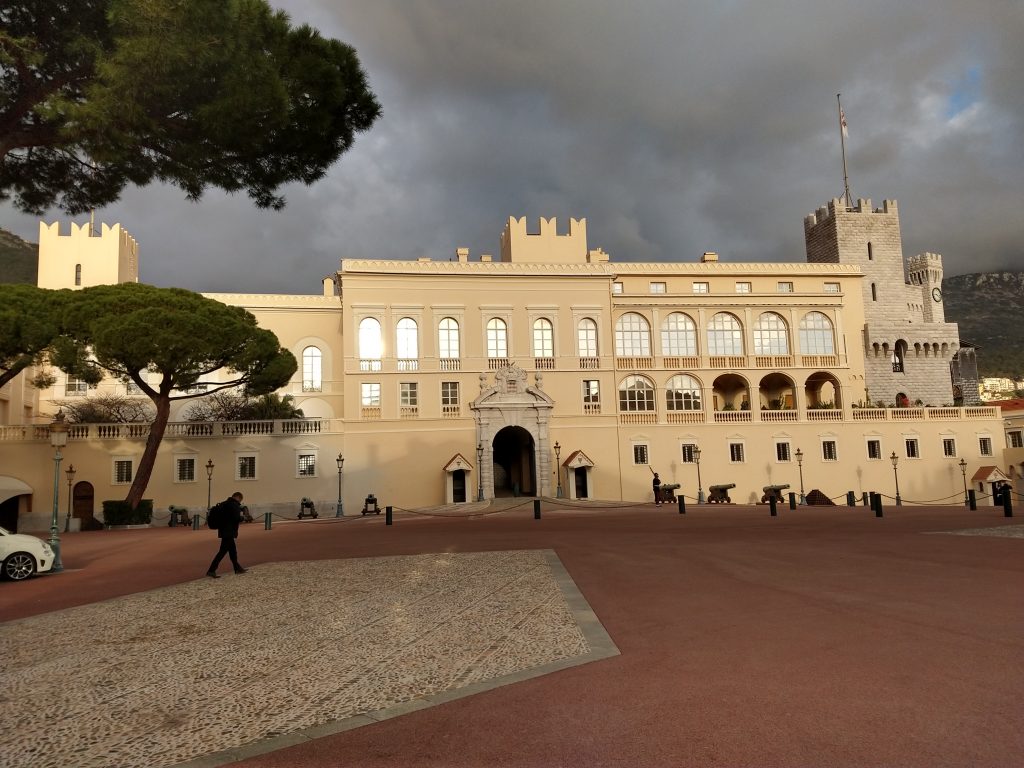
[535,357,555,370]
[616,356,654,370]
[439,358,461,371]
[400,406,418,419]
[709,356,747,369]
[666,411,705,424]
[663,356,699,370]
[579,357,600,370]
[359,359,382,372]
[488,357,510,370]
[397,359,419,372]
[713,410,752,423]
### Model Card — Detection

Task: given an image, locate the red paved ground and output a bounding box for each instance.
[4,503,1022,768]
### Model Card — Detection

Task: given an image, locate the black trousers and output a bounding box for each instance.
[208,536,241,572]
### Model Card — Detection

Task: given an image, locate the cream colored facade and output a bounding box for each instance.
[0,207,1010,532]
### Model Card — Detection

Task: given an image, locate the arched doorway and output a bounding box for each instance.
[492,426,536,497]
[73,481,99,530]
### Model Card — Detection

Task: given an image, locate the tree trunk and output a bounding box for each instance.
[125,394,172,510]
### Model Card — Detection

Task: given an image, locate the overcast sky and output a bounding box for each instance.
[3,0,1022,293]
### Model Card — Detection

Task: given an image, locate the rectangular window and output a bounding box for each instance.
[822,440,838,461]
[776,442,791,462]
[649,282,667,294]
[237,455,257,480]
[867,439,881,460]
[905,438,919,459]
[175,457,195,483]
[65,376,88,396]
[681,443,698,463]
[360,382,381,407]
[942,438,957,457]
[583,380,600,414]
[297,454,317,477]
[75,264,82,286]
[824,282,841,293]
[692,282,709,294]
[777,281,794,293]
[979,437,993,456]
[633,445,649,465]
[400,382,418,406]
[612,282,623,294]
[1010,431,1023,449]
[734,281,751,293]
[114,459,133,484]
[441,381,460,406]
[729,443,745,463]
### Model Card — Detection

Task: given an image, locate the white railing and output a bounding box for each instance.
[666,411,705,424]
[616,356,654,370]
[713,411,752,423]
[397,359,419,371]
[400,406,418,419]
[663,356,699,370]
[535,357,555,370]
[807,409,843,421]
[439,358,461,371]
[618,412,656,425]
[579,357,600,369]
[761,410,797,422]
[488,357,510,370]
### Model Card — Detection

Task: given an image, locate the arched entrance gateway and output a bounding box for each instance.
[470,365,555,500]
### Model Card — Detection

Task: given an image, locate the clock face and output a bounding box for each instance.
[932,287,942,302]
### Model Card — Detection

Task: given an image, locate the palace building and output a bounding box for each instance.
[0,198,1010,531]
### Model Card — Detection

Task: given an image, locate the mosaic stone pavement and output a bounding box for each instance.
[0,550,617,768]
[929,523,1024,538]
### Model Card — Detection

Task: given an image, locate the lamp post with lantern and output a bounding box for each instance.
[336,453,345,517]
[476,442,484,501]
[795,447,806,505]
[205,459,215,510]
[693,445,704,503]
[890,451,902,506]
[64,464,76,533]
[48,410,68,572]
[554,441,562,498]
[958,458,968,506]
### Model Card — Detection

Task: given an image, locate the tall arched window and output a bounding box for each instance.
[892,340,907,373]
[396,318,418,359]
[533,318,554,358]
[618,375,655,411]
[753,312,789,355]
[358,317,382,370]
[302,346,322,392]
[661,313,697,356]
[666,374,702,411]
[486,318,508,358]
[707,313,744,356]
[615,313,651,356]
[438,317,460,359]
[577,318,598,357]
[798,312,835,354]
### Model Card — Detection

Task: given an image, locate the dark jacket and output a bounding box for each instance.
[215,496,243,539]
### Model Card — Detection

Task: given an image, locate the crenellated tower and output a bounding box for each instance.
[37,221,139,290]
[804,198,963,406]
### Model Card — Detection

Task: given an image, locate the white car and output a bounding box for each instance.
[0,526,55,581]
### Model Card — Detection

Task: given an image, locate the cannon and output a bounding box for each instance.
[361,493,380,515]
[660,483,681,502]
[760,484,790,504]
[708,483,735,504]
[168,505,191,527]
[298,497,318,519]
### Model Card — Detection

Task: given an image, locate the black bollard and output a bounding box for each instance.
[847,491,856,507]
[533,499,541,519]
[264,511,272,530]
[872,492,883,518]
[385,505,393,525]
[769,496,778,517]
[788,492,797,510]
[1003,490,1013,518]
[193,513,201,530]
[968,489,977,511]
[862,492,869,507]
[678,495,686,514]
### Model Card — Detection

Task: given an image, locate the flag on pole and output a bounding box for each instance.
[840,107,849,138]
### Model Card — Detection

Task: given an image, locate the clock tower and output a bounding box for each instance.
[908,252,945,324]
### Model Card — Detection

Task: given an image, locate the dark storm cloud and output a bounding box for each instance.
[2,0,1021,292]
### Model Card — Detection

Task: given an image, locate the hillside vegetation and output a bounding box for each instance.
[943,271,1024,378]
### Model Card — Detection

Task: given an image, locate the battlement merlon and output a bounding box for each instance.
[37,220,139,289]
[907,252,944,271]
[499,216,590,264]
[803,198,898,229]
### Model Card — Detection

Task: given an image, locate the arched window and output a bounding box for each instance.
[753,312,789,355]
[438,317,460,359]
[577,318,598,357]
[486,318,507,358]
[666,374,702,411]
[707,313,744,356]
[798,312,835,354]
[618,375,655,411]
[302,346,322,392]
[358,317,382,370]
[661,313,697,356]
[615,313,651,356]
[892,340,907,373]
[396,318,418,359]
[533,318,554,358]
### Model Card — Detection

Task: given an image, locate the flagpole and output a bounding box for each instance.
[837,93,852,209]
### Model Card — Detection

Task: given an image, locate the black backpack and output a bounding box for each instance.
[207,500,227,529]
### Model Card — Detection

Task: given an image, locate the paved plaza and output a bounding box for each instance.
[1,501,1022,768]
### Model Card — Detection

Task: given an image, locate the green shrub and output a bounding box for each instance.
[101,499,154,526]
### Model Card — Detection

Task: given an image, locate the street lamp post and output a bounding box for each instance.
[336,453,345,517]
[890,451,902,506]
[554,441,562,498]
[693,446,704,503]
[958,458,968,506]
[48,411,68,572]
[64,464,76,533]
[795,447,805,505]
[206,459,215,510]
[476,442,484,501]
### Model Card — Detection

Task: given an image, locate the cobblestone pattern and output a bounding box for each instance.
[0,551,592,768]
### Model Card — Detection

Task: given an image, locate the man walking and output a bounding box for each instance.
[206,491,247,578]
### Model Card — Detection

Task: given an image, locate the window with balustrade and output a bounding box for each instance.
[661,313,697,356]
[486,318,508,359]
[396,318,419,370]
[707,313,743,356]
[798,312,836,355]
[615,313,651,356]
[533,318,554,359]
[438,317,460,361]
[302,346,322,391]
[577,318,598,358]
[754,312,789,355]
[358,317,383,371]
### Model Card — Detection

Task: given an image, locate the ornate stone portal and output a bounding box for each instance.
[470,365,555,499]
